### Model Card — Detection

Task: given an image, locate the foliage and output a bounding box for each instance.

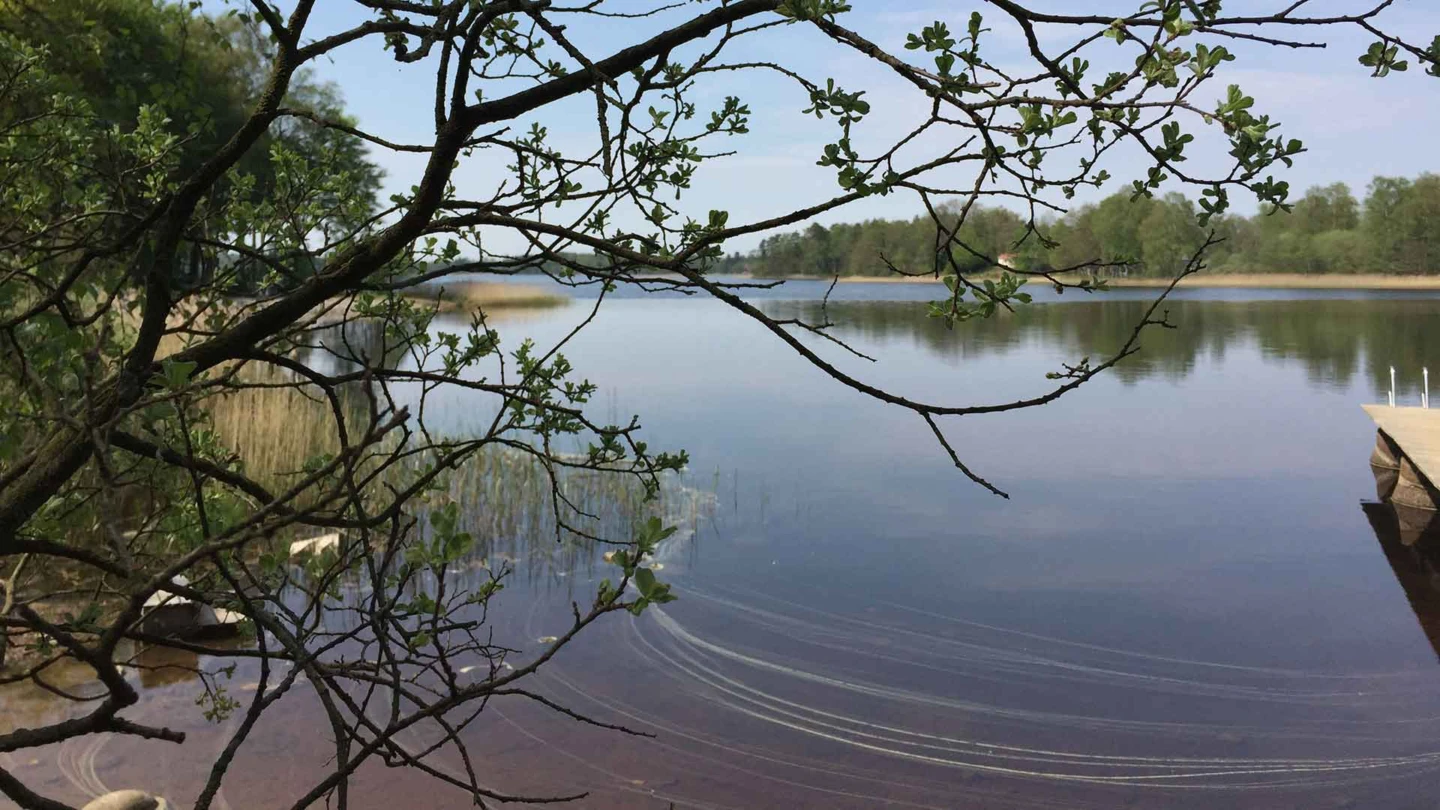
[0,0,383,289]
[730,175,1440,278]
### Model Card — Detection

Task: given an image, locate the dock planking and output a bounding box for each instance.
[1364,405,1440,490]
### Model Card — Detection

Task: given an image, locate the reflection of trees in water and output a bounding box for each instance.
[764,299,1440,393]
[0,640,214,730]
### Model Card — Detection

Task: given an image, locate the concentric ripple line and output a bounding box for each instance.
[643,623,1394,773]
[873,596,1426,681]
[688,579,1440,737]
[53,737,87,799]
[555,625,995,804]
[79,733,108,796]
[531,665,963,810]
[493,694,850,810]
[359,678,506,797]
[646,613,1288,778]
[54,731,109,799]
[648,605,1242,736]
[642,607,1440,787]
[514,603,974,809]
[511,576,955,806]
[645,620,1440,787]
[685,587,1301,711]
[689,585,1395,703]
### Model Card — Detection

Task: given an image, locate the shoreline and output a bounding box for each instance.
[738,273,1440,290]
[404,280,568,311]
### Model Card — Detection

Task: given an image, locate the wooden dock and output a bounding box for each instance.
[1364,408,1440,633]
[1364,405,1440,518]
[1364,406,1440,488]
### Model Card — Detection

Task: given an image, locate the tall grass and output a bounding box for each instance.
[205,360,713,582]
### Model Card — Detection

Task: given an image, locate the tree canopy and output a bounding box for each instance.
[0,1,1436,808]
[730,174,1440,278]
[1,0,383,288]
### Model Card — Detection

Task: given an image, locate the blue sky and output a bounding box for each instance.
[240,1,1440,252]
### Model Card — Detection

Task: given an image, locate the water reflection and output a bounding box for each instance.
[1364,501,1440,664]
[132,645,205,690]
[762,297,1440,395]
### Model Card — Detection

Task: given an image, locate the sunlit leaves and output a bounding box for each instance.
[706,96,751,134]
[905,21,956,54]
[1157,121,1194,163]
[904,14,984,94]
[776,0,851,22]
[1014,105,1078,148]
[1057,57,1089,98]
[161,359,199,390]
[803,78,870,122]
[927,271,1031,329]
[600,517,678,615]
[1197,185,1229,227]
[1190,43,1234,77]
[1359,40,1408,77]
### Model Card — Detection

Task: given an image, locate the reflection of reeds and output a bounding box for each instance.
[437,450,713,581]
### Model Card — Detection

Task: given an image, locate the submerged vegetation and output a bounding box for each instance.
[205,359,710,585]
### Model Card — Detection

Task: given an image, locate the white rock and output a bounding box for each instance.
[138,577,243,639]
[289,533,340,556]
[82,790,165,810]
[141,575,191,609]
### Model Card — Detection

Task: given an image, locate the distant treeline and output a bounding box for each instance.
[718,174,1440,278]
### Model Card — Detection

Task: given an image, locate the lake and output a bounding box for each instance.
[6,282,1440,809]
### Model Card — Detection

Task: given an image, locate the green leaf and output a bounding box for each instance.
[635,567,657,598]
[161,359,197,390]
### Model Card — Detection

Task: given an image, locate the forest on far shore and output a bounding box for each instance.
[715,174,1440,278]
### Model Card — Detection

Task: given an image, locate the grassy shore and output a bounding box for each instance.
[1102,274,1440,289]
[404,281,568,311]
[743,273,1440,290]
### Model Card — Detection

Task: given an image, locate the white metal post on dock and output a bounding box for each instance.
[1390,366,1397,408]
[1425,367,1430,409]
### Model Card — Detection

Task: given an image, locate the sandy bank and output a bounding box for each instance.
[404,281,568,311]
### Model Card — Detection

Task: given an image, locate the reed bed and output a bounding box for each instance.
[404,281,568,313]
[205,362,712,583]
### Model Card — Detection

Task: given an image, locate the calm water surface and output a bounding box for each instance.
[7,285,1440,809]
